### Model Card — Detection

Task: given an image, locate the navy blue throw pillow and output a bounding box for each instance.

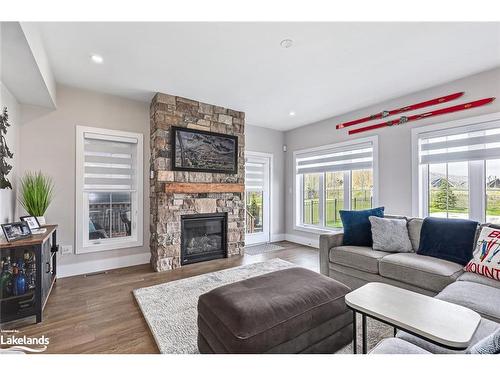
[417,217,479,266]
[340,207,385,247]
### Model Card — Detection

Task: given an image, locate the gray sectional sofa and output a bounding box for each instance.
[319,216,500,354]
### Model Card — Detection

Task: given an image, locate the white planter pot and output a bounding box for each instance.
[0,189,14,222]
[36,216,47,226]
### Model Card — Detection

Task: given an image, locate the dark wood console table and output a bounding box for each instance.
[0,225,58,326]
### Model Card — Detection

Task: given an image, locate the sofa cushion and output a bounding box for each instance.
[329,262,438,296]
[369,216,413,253]
[379,253,463,292]
[436,281,500,322]
[340,207,384,247]
[407,218,423,251]
[458,271,500,289]
[417,217,478,266]
[330,246,390,274]
[469,327,500,354]
[369,337,430,354]
[397,317,499,354]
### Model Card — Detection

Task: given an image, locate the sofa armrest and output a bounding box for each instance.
[319,233,343,276]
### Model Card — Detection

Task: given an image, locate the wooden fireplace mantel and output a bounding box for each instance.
[165,182,244,194]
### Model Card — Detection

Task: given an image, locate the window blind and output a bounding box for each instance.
[84,132,137,190]
[245,160,266,191]
[419,126,500,165]
[296,141,373,175]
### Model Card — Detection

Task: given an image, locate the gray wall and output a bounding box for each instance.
[0,84,20,223]
[19,85,150,277]
[246,124,286,238]
[15,67,500,272]
[18,86,288,276]
[284,67,500,247]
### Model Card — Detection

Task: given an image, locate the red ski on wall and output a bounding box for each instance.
[348,97,496,135]
[336,92,464,129]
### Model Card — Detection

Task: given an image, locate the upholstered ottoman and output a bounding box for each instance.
[197,267,353,353]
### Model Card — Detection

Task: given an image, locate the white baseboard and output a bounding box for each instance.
[270,233,285,242]
[58,252,151,278]
[284,233,320,249]
[58,233,317,278]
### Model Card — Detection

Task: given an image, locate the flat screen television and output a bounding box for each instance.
[171,126,238,174]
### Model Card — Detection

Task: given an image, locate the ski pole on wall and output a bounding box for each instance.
[336,92,465,129]
[348,97,496,135]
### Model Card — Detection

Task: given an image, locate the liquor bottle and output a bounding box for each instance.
[12,263,27,296]
[23,251,36,289]
[0,258,13,298]
[17,266,27,296]
[6,256,12,272]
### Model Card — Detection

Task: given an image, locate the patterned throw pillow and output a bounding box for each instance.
[369,216,413,253]
[464,227,500,281]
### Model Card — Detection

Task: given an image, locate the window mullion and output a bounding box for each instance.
[299,175,304,225]
[469,160,485,222]
[318,173,325,227]
[421,164,429,217]
[344,170,351,210]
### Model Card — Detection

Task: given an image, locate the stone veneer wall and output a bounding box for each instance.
[150,93,246,271]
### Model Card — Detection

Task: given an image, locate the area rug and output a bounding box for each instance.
[337,316,394,354]
[245,243,286,255]
[134,258,394,354]
[133,258,295,353]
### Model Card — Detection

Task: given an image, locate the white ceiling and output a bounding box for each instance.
[2,22,55,108]
[35,22,500,130]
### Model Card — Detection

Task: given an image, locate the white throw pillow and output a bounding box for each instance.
[369,216,413,253]
[464,226,500,281]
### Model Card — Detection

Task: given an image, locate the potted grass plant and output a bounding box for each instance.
[19,171,54,226]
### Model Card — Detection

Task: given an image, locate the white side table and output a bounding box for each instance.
[345,282,481,354]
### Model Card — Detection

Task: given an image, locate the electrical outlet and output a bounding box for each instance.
[61,245,73,255]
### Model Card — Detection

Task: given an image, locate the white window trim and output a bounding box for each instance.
[75,126,144,254]
[293,135,379,234]
[411,111,500,219]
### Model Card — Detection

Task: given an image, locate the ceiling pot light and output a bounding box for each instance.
[90,54,104,64]
[289,111,296,117]
[280,39,294,49]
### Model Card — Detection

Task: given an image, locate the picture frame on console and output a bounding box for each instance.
[1,221,32,242]
[20,215,41,231]
[171,126,238,174]
[20,215,47,234]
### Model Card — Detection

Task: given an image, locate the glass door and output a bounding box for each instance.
[245,153,271,245]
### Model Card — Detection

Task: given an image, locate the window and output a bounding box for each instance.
[245,158,267,234]
[428,162,469,219]
[325,171,344,228]
[415,116,500,223]
[76,127,143,253]
[303,173,321,225]
[295,136,378,231]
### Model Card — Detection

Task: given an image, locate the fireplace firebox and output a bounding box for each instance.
[180,213,228,266]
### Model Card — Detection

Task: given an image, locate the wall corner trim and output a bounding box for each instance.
[284,233,320,249]
[270,233,286,242]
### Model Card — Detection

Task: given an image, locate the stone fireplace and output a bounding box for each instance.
[150,93,245,271]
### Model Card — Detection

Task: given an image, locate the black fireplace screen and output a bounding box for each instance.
[180,213,228,265]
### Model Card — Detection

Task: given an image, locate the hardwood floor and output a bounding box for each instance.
[8,241,319,354]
